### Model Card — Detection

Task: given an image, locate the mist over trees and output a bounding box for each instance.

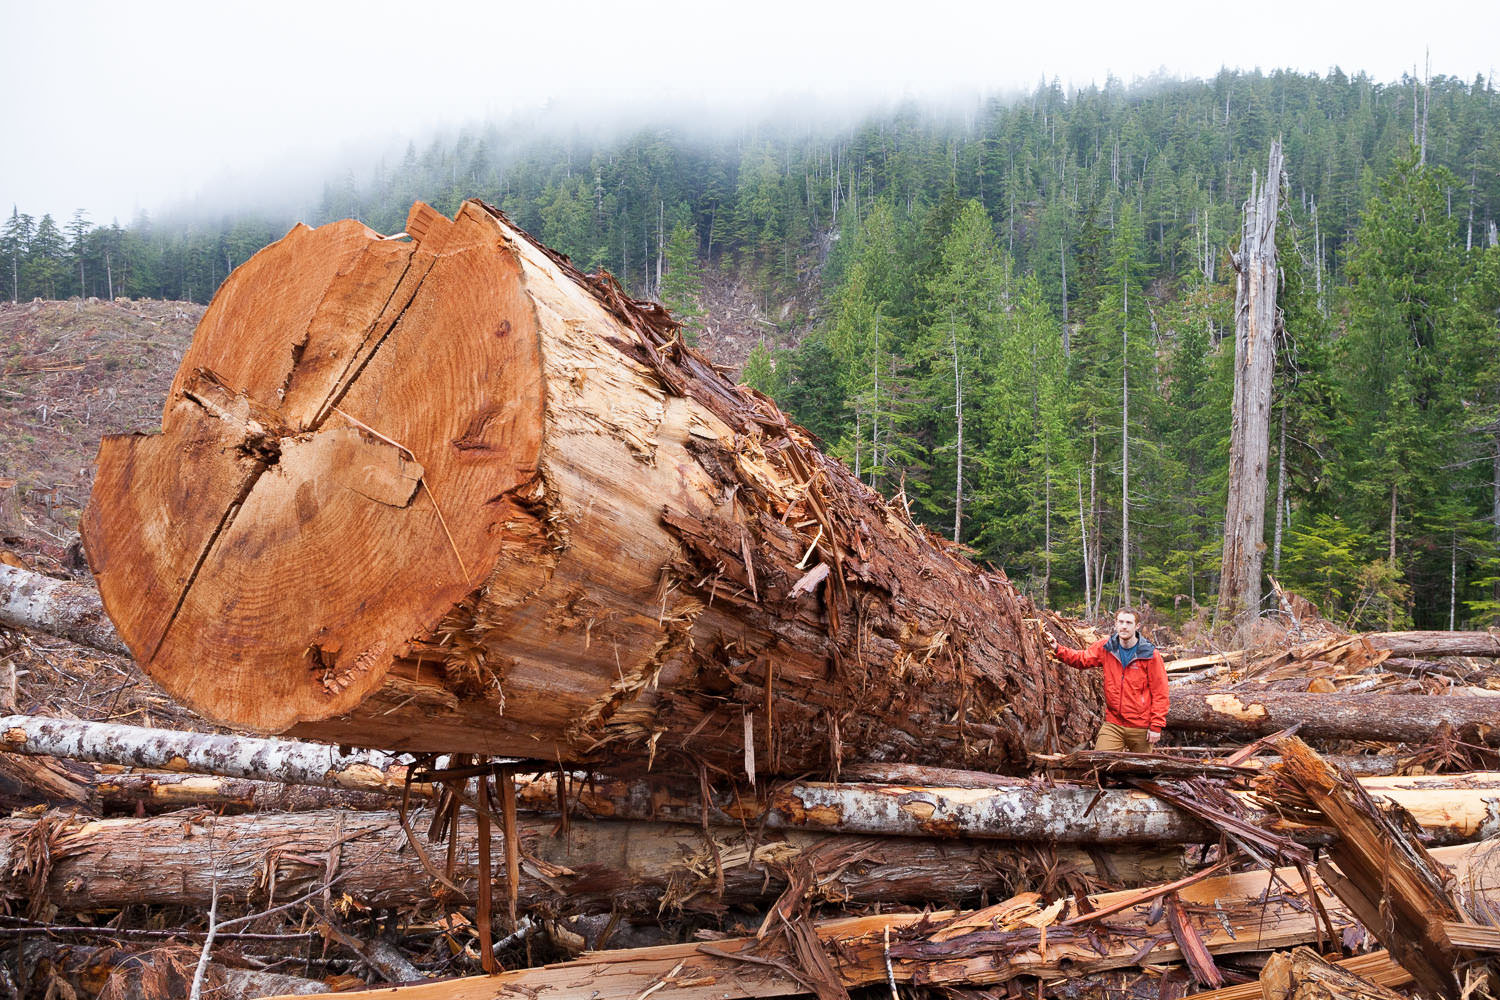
[6,67,1500,629]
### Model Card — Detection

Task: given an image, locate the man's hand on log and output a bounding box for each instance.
[1029,619,1059,660]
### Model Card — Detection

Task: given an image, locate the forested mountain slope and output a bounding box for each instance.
[4,68,1500,628]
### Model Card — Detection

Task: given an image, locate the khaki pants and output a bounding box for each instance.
[1094,722,1152,753]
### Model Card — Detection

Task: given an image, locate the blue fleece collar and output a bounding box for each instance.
[1106,632,1154,669]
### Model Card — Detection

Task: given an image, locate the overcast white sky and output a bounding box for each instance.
[3,0,1497,224]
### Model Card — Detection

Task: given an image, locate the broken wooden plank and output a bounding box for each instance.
[1184,951,1411,1000]
[1259,947,1408,1000]
[1269,736,1470,1000]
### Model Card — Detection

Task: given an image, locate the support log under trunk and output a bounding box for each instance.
[0,809,1186,916]
[514,771,1500,846]
[1,718,1492,844]
[79,200,1097,775]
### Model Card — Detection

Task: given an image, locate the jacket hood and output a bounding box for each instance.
[1105,632,1155,659]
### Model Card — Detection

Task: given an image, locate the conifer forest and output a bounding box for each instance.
[8,68,1500,630]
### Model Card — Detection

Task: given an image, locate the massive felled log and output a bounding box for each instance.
[1167,690,1500,744]
[0,809,1186,916]
[80,200,1096,775]
[1363,631,1500,658]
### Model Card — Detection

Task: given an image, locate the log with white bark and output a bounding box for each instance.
[1167,691,1500,744]
[78,200,1097,775]
[0,563,126,656]
[0,809,1188,916]
[0,715,427,796]
[257,841,1498,1000]
[513,770,1500,846]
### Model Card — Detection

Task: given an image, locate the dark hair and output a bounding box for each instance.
[1115,608,1138,621]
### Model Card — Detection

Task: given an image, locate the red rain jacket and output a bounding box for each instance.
[1053,635,1169,733]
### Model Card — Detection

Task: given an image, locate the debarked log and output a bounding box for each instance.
[93,771,408,814]
[14,941,332,1000]
[257,841,1498,1000]
[1167,691,1500,744]
[0,809,1187,916]
[79,199,1098,775]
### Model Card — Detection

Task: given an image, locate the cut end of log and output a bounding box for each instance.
[81,202,548,732]
[81,199,1096,769]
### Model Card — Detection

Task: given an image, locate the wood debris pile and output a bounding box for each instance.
[1,203,1499,998]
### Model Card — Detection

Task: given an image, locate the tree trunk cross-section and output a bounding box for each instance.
[81,200,1098,775]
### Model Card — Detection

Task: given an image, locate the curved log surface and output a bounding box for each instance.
[0,809,1186,915]
[0,714,421,794]
[1167,691,1500,745]
[81,200,1097,775]
[0,564,127,657]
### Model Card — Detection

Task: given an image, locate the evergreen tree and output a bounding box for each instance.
[29,215,68,299]
[914,200,1008,543]
[740,341,783,398]
[658,221,704,342]
[0,208,34,302]
[1338,147,1471,624]
[66,209,90,297]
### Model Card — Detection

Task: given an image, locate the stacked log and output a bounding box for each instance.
[243,840,1499,1000]
[17,559,1500,752]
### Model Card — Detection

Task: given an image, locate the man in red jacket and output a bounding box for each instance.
[1048,609,1169,752]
